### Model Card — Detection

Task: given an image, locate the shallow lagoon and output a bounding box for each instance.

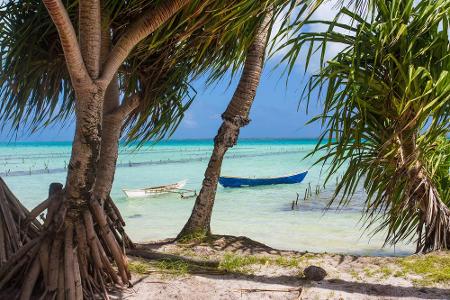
[2,139,414,256]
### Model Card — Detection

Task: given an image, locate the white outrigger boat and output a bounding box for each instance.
[122,179,194,198]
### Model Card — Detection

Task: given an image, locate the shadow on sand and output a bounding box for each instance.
[110,235,450,299]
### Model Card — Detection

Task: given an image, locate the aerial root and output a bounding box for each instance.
[0,183,131,299]
[0,178,42,267]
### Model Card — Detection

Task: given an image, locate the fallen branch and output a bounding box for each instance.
[238,287,302,294]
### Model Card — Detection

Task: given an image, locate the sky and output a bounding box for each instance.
[0,1,347,142]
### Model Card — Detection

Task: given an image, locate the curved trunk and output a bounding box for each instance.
[177,12,272,239]
[399,133,450,252]
[93,22,120,203]
[94,76,135,249]
[410,165,450,252]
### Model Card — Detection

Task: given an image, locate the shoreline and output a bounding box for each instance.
[117,235,450,299]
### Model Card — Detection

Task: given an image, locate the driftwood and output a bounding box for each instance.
[238,287,303,295]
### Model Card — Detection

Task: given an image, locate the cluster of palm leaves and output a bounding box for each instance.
[0,0,302,143]
[281,0,450,251]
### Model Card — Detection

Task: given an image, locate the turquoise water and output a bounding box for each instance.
[2,139,414,256]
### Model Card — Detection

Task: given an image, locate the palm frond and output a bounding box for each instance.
[279,0,450,250]
[0,0,303,142]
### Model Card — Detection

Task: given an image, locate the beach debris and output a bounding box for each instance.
[303,182,314,201]
[308,182,313,197]
[180,190,197,199]
[315,184,320,195]
[291,193,300,210]
[304,265,327,281]
[238,287,302,296]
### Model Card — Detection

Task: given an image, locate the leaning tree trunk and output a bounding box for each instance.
[398,131,450,252]
[92,25,137,250]
[410,165,450,252]
[94,75,136,250]
[177,12,273,240]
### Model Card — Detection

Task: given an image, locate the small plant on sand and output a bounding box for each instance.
[379,267,393,279]
[275,256,300,268]
[129,259,190,276]
[177,230,209,244]
[219,253,304,273]
[394,270,406,278]
[397,254,450,286]
[363,268,375,278]
[219,253,267,273]
[129,261,151,275]
[349,269,362,281]
[157,259,190,276]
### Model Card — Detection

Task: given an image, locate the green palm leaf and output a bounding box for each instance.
[279,0,450,251]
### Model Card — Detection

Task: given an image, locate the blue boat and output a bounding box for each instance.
[219,171,308,188]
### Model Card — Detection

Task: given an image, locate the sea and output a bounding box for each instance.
[0,139,414,256]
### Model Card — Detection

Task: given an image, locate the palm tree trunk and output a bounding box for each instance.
[177,12,272,240]
[409,165,450,252]
[399,132,450,252]
[93,25,135,248]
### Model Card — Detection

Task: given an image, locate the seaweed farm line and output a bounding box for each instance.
[0,147,307,177]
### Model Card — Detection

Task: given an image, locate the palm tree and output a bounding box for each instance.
[281,0,450,252]
[176,1,321,240]
[0,1,193,298]
[0,0,298,298]
[177,11,273,240]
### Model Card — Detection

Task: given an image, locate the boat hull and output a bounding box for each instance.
[219,171,307,188]
[122,180,187,198]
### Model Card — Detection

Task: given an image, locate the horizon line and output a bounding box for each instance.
[0,137,321,144]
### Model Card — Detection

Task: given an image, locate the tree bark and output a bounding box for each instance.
[100,0,192,85]
[177,12,272,239]
[410,165,450,252]
[398,132,450,252]
[42,0,92,88]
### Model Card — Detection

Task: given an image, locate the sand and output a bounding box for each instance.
[112,236,450,300]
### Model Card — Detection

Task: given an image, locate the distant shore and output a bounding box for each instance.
[118,235,450,299]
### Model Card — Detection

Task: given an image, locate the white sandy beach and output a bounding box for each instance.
[113,236,450,299]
